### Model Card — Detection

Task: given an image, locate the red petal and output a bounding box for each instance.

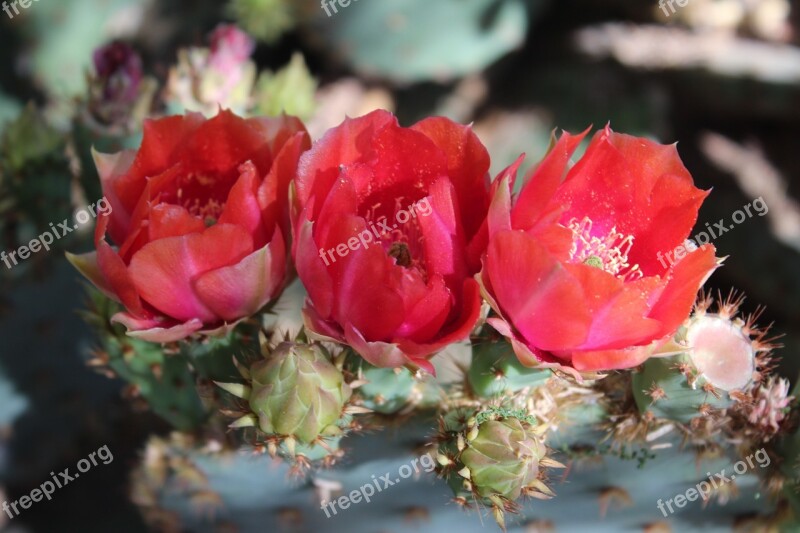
[571,339,665,372]
[294,218,335,319]
[92,148,137,242]
[566,265,664,350]
[148,204,205,241]
[115,113,205,214]
[350,119,447,217]
[628,175,709,276]
[218,161,268,246]
[487,174,514,238]
[249,114,310,157]
[296,110,396,216]
[395,273,451,342]
[512,128,589,231]
[96,236,146,317]
[303,305,346,343]
[398,277,483,355]
[258,131,309,245]
[180,109,274,179]
[117,163,186,261]
[648,244,719,337]
[470,155,525,269]
[344,323,417,369]
[411,117,490,239]
[486,231,590,351]
[324,215,406,341]
[416,178,469,286]
[112,313,204,343]
[128,224,254,323]
[193,229,286,321]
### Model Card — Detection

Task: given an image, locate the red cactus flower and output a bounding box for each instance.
[293,110,491,373]
[479,126,719,373]
[68,109,310,342]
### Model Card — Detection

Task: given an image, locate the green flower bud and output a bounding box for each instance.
[249,342,351,444]
[461,417,547,501]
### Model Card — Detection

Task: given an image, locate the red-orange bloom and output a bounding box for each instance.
[69,110,310,342]
[293,111,491,372]
[479,126,719,372]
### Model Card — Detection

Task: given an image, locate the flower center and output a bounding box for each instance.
[388,242,412,267]
[363,197,428,280]
[567,217,642,281]
[176,174,226,226]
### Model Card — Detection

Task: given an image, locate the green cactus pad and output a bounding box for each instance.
[468,339,551,398]
[632,353,733,424]
[349,358,417,415]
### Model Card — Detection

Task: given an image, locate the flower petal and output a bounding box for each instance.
[218,161,268,245]
[148,204,206,241]
[296,110,396,217]
[294,218,335,319]
[92,147,137,242]
[411,117,490,239]
[344,323,437,374]
[193,229,286,321]
[486,230,590,351]
[648,244,719,337]
[570,337,667,372]
[512,128,589,232]
[128,223,254,323]
[112,313,204,343]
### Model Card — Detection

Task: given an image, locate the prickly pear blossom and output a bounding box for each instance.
[479,126,719,373]
[293,110,492,373]
[68,109,310,342]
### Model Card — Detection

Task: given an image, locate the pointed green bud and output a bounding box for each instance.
[460,417,547,501]
[249,342,351,445]
[436,404,554,528]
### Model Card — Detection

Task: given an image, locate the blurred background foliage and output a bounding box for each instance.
[0,0,799,531]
